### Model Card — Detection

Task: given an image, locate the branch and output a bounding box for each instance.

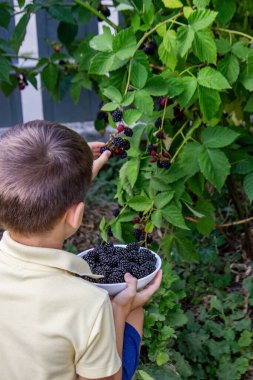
[73,0,119,31]
[214,27,253,42]
[185,215,253,228]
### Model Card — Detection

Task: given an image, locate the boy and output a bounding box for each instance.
[0,120,162,380]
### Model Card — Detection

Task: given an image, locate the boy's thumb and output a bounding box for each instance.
[124,272,137,295]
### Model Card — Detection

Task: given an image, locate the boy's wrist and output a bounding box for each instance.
[111,300,131,320]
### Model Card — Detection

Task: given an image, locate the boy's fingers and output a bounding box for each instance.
[92,150,111,179]
[132,270,162,307]
[124,272,138,297]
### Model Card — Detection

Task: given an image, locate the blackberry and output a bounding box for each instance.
[120,152,128,159]
[122,139,130,150]
[150,157,157,163]
[109,270,125,283]
[134,228,142,241]
[99,254,111,266]
[132,217,140,224]
[131,267,149,279]
[160,97,166,107]
[115,247,126,256]
[113,136,124,147]
[126,242,140,252]
[112,207,121,217]
[155,117,162,128]
[156,130,165,139]
[147,144,157,154]
[124,127,133,137]
[112,109,123,122]
[107,226,113,237]
[93,265,105,276]
[103,242,115,253]
[100,146,108,154]
[97,4,111,21]
[173,105,185,120]
[142,40,157,55]
[150,150,157,156]
[140,249,156,263]
[157,159,170,169]
[96,110,108,121]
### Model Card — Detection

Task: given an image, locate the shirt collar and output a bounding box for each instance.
[0,231,102,279]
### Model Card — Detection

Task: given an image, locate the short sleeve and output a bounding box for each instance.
[75,295,121,379]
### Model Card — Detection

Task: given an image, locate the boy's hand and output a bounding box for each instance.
[130,269,162,310]
[111,273,138,319]
[88,142,111,179]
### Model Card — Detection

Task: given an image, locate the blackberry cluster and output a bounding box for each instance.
[81,243,157,284]
[112,109,123,122]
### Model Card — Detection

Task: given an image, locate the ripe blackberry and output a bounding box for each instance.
[117,124,125,133]
[131,267,149,279]
[99,253,111,266]
[157,159,170,169]
[18,82,26,90]
[140,249,156,263]
[156,130,164,139]
[126,242,140,252]
[147,144,157,154]
[142,40,157,55]
[124,127,133,137]
[107,226,113,237]
[100,146,108,154]
[109,270,125,283]
[115,247,126,256]
[120,151,128,159]
[97,4,111,21]
[93,265,105,276]
[112,136,124,147]
[112,207,121,217]
[155,117,162,128]
[112,109,123,122]
[103,242,115,253]
[122,139,130,150]
[134,228,142,241]
[173,105,185,120]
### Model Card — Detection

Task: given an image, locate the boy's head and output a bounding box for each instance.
[0,120,93,235]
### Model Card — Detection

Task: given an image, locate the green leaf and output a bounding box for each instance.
[131,62,148,89]
[101,103,118,111]
[161,234,174,254]
[137,370,154,380]
[195,199,215,235]
[41,63,58,93]
[58,22,78,47]
[0,57,11,83]
[162,204,189,230]
[244,95,253,113]
[178,141,201,175]
[201,126,239,148]
[217,54,240,85]
[17,0,25,8]
[158,30,178,71]
[156,351,170,366]
[10,13,30,53]
[162,0,183,8]
[151,210,163,228]
[70,82,82,104]
[243,172,253,202]
[197,67,231,90]
[192,29,217,64]
[126,158,140,187]
[111,222,123,241]
[113,27,137,60]
[0,3,11,30]
[121,92,135,107]
[128,195,153,212]
[198,147,230,190]
[213,0,236,26]
[193,0,210,8]
[238,330,253,348]
[215,38,231,54]
[103,86,122,103]
[123,109,142,125]
[178,76,197,107]
[134,90,153,115]
[89,52,115,75]
[231,41,249,60]
[177,26,195,57]
[144,77,169,96]
[198,85,221,120]
[166,77,185,97]
[188,9,217,31]
[49,5,74,23]
[89,26,113,52]
[154,191,175,209]
[174,232,199,262]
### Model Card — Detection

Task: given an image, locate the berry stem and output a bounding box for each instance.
[73,0,119,31]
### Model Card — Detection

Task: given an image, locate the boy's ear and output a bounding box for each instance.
[65,202,84,230]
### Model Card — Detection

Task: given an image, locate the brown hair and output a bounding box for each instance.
[0,120,93,234]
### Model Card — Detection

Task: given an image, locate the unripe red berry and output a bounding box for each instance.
[150,150,157,156]
[160,97,166,107]
[132,217,140,224]
[117,124,125,133]
[150,157,157,163]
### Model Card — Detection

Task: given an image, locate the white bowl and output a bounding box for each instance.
[78,245,162,295]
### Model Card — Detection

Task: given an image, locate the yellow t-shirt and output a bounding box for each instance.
[0,231,121,379]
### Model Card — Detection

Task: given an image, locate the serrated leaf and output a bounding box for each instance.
[197,67,231,90]
[0,3,11,30]
[103,86,122,103]
[157,351,170,366]
[162,0,183,8]
[166,77,185,97]
[121,92,135,107]
[231,42,249,60]
[183,6,194,18]
[178,76,197,107]
[151,210,163,228]
[188,9,217,31]
[244,95,253,113]
[49,5,74,23]
[198,85,220,120]
[126,158,140,187]
[128,195,153,212]
[138,370,154,380]
[177,26,195,57]
[198,147,230,190]
[89,26,113,52]
[58,22,78,47]
[144,77,169,96]
[123,109,142,125]
[193,0,210,8]
[10,13,30,53]
[201,126,239,148]
[192,29,217,64]
[135,90,153,115]
[162,204,189,230]
[113,27,137,60]
[195,199,215,235]
[154,191,175,209]
[131,62,148,89]
[70,82,82,104]
[174,232,199,262]
[243,172,253,202]
[158,30,178,71]
[217,54,240,85]
[215,38,231,54]
[89,52,115,75]
[111,221,123,241]
[213,0,236,26]
[0,57,11,83]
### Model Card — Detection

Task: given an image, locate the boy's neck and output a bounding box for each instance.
[9,229,65,250]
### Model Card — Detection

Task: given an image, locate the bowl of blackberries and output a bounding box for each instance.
[78,242,161,295]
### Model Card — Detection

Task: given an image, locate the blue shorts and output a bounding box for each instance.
[122,322,141,380]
